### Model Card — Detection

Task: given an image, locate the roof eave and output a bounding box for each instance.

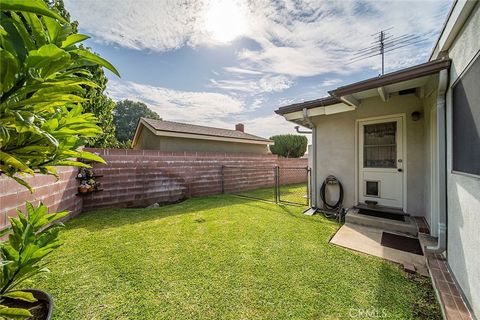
[275,59,451,118]
[275,96,341,115]
[330,59,451,98]
[151,129,273,144]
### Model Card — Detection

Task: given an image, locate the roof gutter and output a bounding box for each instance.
[427,68,449,254]
[330,59,451,98]
[295,126,312,134]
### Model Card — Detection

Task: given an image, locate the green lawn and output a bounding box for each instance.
[233,183,309,205]
[31,194,440,319]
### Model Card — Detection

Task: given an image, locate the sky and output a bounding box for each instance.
[64,0,452,141]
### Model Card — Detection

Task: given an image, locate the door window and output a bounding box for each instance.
[363,122,397,168]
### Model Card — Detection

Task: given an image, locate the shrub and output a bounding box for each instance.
[0,0,119,190]
[269,134,308,158]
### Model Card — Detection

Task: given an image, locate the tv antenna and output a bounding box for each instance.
[349,28,429,75]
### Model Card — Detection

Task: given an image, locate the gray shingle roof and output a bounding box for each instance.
[142,118,272,143]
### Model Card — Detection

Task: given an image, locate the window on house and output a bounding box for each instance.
[452,54,480,176]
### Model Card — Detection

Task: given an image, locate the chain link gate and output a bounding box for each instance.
[222,165,310,206]
[277,166,310,206]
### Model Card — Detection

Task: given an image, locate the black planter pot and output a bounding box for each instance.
[3,289,53,320]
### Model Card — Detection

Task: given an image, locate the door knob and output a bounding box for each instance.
[398,168,403,172]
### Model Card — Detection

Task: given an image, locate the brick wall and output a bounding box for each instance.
[82,149,306,211]
[0,149,308,226]
[0,167,82,230]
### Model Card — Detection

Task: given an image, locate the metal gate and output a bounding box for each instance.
[222,165,310,206]
[278,167,310,206]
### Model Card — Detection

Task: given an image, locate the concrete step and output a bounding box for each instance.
[345,209,418,236]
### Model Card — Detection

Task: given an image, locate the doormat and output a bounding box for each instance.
[381,232,423,255]
[357,208,405,221]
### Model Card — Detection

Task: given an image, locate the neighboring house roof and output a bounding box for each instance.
[275,58,451,116]
[132,118,273,146]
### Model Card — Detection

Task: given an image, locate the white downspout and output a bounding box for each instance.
[302,108,318,208]
[427,69,448,253]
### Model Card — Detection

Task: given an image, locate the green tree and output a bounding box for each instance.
[82,66,117,147]
[43,0,78,32]
[43,0,118,147]
[113,100,160,143]
[269,134,308,158]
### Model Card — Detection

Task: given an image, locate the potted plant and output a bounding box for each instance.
[87,178,96,191]
[78,181,90,193]
[0,202,68,319]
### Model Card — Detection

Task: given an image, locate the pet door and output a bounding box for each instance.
[365,181,380,197]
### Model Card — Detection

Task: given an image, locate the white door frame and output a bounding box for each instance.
[354,113,407,211]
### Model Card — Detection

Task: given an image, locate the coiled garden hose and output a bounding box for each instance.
[320,175,344,220]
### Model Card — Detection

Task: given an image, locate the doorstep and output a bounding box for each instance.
[345,209,418,236]
[330,223,430,276]
[426,252,473,320]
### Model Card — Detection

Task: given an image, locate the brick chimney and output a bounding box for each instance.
[235,123,244,132]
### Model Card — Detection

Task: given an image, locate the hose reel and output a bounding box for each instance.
[319,175,345,220]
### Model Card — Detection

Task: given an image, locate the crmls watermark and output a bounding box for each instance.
[348,307,388,318]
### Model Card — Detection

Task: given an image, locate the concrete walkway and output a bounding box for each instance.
[330,223,434,276]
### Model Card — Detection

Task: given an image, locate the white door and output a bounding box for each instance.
[358,117,404,209]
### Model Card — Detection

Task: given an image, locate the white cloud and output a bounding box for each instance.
[320,79,342,87]
[235,0,450,76]
[209,78,259,93]
[210,74,293,94]
[105,79,299,140]
[259,75,293,92]
[106,79,247,124]
[242,114,312,144]
[67,0,450,78]
[223,67,263,75]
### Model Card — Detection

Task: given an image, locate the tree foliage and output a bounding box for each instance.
[269,134,308,158]
[0,0,120,190]
[81,65,117,147]
[43,0,118,148]
[113,99,160,143]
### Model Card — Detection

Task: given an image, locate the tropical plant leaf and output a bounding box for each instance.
[61,34,90,48]
[76,151,107,164]
[0,0,113,189]
[54,160,91,168]
[0,227,12,238]
[0,48,19,95]
[0,151,33,174]
[11,176,33,193]
[0,304,32,319]
[2,291,37,303]
[0,0,66,23]
[70,49,120,76]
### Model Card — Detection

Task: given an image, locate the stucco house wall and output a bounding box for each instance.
[444,3,480,317]
[312,93,428,216]
[134,126,270,154]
